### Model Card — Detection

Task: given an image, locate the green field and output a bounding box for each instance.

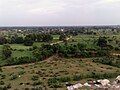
[52,35,60,42]
[10,44,31,50]
[12,51,33,58]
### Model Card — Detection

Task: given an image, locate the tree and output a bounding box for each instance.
[2,44,12,59]
[42,34,53,42]
[77,43,86,50]
[0,37,7,45]
[59,34,67,41]
[97,37,107,48]
[24,36,33,46]
[15,37,24,44]
[10,35,24,44]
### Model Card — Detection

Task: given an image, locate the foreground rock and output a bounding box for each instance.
[66,75,120,90]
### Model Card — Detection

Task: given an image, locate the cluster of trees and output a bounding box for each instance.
[0,37,7,45]
[0,34,53,46]
[6,57,36,66]
[59,34,68,41]
[2,45,12,59]
[33,43,109,61]
[0,43,109,66]
[26,34,53,42]
[97,37,108,48]
[1,36,111,65]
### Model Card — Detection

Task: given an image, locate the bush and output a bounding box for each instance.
[0,74,6,79]
[6,57,36,66]
[58,76,71,82]
[73,74,84,81]
[10,74,18,80]
[0,86,7,90]
[0,81,4,85]
[6,83,11,89]
[18,70,26,75]
[24,88,30,90]
[32,81,42,86]
[92,57,120,68]
[31,75,39,81]
[0,67,2,72]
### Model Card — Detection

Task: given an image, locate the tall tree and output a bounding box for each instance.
[0,36,7,45]
[97,37,107,48]
[24,36,33,46]
[2,44,12,59]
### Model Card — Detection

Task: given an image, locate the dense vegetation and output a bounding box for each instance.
[0,26,120,89]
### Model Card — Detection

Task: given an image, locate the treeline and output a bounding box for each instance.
[5,57,36,66]
[1,43,109,66]
[33,43,109,61]
[0,34,53,46]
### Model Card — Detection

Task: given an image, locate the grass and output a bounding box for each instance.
[52,35,60,39]
[0,56,120,89]
[10,44,31,50]
[12,51,33,58]
[33,42,47,47]
[52,35,60,43]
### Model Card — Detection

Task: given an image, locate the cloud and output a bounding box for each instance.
[27,0,66,14]
[0,0,120,26]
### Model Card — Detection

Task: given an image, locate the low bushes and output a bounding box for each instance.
[0,81,5,85]
[0,74,6,79]
[48,72,120,88]
[10,74,18,80]
[92,57,120,68]
[32,81,42,86]
[31,75,39,81]
[5,56,37,66]
[18,70,26,75]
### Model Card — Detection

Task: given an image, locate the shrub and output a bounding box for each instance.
[73,74,84,81]
[32,81,42,86]
[0,86,7,90]
[10,74,18,80]
[0,74,6,79]
[0,81,5,85]
[58,76,71,82]
[31,75,39,81]
[24,88,30,90]
[18,70,26,75]
[6,83,11,89]
[0,67,2,72]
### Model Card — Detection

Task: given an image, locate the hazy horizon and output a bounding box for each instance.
[0,0,120,26]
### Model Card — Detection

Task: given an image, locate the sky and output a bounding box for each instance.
[0,0,120,26]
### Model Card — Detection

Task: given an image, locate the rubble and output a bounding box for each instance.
[66,75,120,90]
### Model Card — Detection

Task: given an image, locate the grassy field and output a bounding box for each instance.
[12,51,33,58]
[10,44,31,50]
[52,35,60,43]
[0,56,119,90]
